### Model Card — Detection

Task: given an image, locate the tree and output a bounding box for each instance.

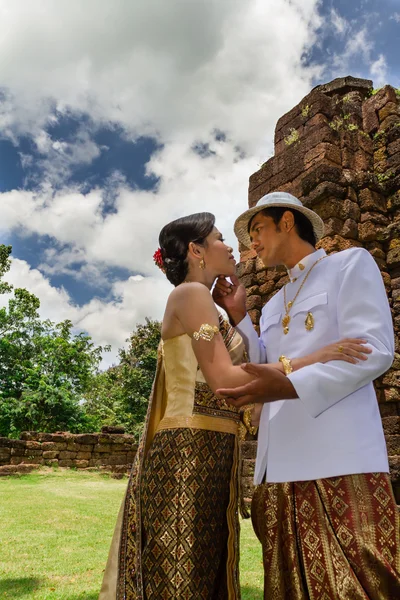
[0,245,106,437]
[84,319,161,439]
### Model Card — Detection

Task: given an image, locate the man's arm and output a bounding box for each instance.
[288,248,394,418]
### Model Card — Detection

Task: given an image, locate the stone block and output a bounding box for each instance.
[24,449,42,457]
[66,442,82,452]
[41,442,62,451]
[358,189,387,213]
[59,460,73,467]
[76,451,91,460]
[379,115,400,131]
[378,102,399,122]
[241,459,255,478]
[246,295,262,311]
[382,416,400,435]
[94,444,112,453]
[248,309,261,326]
[42,451,58,459]
[358,222,379,242]
[386,435,400,456]
[25,441,42,450]
[387,247,400,269]
[303,142,341,170]
[318,235,361,254]
[74,434,99,445]
[384,388,400,403]
[74,460,89,469]
[10,448,25,457]
[342,218,359,239]
[0,448,11,462]
[387,152,400,171]
[59,451,77,460]
[388,139,400,157]
[314,198,360,221]
[241,441,257,460]
[20,432,40,441]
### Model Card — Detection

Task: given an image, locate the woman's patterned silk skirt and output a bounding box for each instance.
[140,427,237,599]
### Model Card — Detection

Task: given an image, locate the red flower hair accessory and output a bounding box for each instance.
[153,248,165,272]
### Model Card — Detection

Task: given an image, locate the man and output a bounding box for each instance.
[214,191,400,599]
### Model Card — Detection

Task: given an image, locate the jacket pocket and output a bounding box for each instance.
[290,291,328,316]
[261,311,282,331]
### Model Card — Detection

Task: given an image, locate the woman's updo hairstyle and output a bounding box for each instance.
[159,212,215,286]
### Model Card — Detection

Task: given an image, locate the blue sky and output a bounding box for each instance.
[0,0,399,364]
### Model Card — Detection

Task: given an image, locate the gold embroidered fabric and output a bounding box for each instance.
[252,473,400,599]
[192,323,219,341]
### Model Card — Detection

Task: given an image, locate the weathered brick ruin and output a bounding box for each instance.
[239,76,400,503]
[0,431,138,476]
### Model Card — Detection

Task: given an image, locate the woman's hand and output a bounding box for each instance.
[306,338,372,365]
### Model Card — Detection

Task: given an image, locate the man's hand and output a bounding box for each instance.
[212,275,247,325]
[216,363,297,408]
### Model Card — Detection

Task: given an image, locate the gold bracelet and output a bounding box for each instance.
[279,355,293,376]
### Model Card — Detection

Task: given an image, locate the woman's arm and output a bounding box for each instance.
[172,283,257,394]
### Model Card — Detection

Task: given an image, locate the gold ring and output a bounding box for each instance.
[338,345,344,353]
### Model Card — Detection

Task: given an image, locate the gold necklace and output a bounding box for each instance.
[282,256,327,335]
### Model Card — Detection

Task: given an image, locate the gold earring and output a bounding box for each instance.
[199,258,205,270]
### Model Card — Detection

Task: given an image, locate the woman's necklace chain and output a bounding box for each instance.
[282,256,327,335]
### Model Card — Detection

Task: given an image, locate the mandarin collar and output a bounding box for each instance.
[286,248,326,283]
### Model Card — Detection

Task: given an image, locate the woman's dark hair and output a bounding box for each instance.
[249,207,316,246]
[159,212,215,286]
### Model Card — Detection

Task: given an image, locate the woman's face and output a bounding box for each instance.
[202,227,236,276]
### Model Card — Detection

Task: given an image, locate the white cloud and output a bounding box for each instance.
[370,54,388,87]
[391,13,400,23]
[330,8,349,36]
[0,0,324,358]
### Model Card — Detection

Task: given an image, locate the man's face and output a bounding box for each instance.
[249,212,286,267]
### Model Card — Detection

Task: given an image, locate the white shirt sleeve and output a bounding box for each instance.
[235,313,267,364]
[288,248,394,418]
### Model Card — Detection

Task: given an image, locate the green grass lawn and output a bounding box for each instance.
[0,470,263,599]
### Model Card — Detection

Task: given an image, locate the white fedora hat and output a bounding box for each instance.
[234,191,325,249]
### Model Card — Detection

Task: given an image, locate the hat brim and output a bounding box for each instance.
[234,202,325,249]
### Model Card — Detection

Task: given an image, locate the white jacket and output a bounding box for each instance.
[236,247,394,484]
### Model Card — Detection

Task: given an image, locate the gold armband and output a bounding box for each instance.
[279,355,293,376]
[192,324,219,342]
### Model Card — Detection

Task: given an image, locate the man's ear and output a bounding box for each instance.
[282,210,295,233]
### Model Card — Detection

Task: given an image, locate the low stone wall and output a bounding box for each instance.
[0,431,138,476]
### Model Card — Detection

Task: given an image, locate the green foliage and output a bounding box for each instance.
[376,170,395,183]
[0,245,106,437]
[329,117,343,131]
[301,104,310,118]
[84,319,161,439]
[284,127,300,146]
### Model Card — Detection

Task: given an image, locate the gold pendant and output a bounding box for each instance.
[305,312,314,331]
[282,314,291,329]
[284,326,289,335]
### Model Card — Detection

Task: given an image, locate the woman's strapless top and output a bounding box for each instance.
[158,319,246,427]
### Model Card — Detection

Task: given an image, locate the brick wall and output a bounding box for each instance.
[238,76,400,503]
[0,431,138,476]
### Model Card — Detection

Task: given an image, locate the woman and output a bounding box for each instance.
[99,212,370,600]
